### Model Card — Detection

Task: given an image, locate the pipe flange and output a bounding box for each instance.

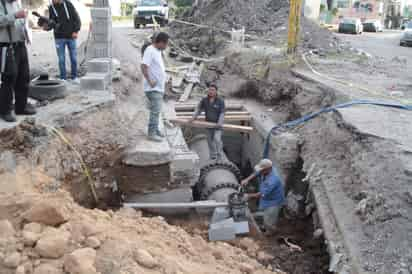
[198,160,241,190]
[200,182,239,200]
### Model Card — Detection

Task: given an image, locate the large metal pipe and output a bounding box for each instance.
[189,134,240,202]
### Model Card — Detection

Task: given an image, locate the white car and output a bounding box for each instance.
[362,20,383,32]
[338,18,363,34]
[133,0,169,29]
[400,21,412,47]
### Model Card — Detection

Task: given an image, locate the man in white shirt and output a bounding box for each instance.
[141,32,169,142]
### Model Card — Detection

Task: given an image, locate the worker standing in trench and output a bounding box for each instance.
[141,32,169,142]
[190,84,225,160]
[241,159,285,236]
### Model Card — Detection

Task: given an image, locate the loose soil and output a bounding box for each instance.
[167,213,331,274]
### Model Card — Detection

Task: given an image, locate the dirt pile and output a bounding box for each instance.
[170,0,339,57]
[0,191,282,274]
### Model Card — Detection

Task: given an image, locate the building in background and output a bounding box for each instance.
[304,0,322,20]
[335,0,384,21]
[80,0,135,17]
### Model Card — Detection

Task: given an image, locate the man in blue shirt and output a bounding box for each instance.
[241,158,285,235]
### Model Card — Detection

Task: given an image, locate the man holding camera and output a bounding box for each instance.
[0,0,35,122]
[44,0,81,83]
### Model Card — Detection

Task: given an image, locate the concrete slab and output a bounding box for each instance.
[338,105,412,152]
[122,138,173,167]
[124,188,193,215]
[0,83,115,131]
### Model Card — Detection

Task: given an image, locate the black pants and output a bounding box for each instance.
[0,42,30,115]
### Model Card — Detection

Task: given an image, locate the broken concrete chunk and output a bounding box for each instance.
[239,262,255,274]
[84,236,101,249]
[22,223,43,245]
[122,139,173,167]
[33,263,64,274]
[3,251,21,268]
[64,248,98,274]
[22,231,41,246]
[35,230,70,259]
[15,265,25,274]
[0,219,16,238]
[133,249,158,269]
[23,222,43,234]
[23,202,69,226]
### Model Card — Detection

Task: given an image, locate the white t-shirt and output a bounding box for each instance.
[142,45,166,93]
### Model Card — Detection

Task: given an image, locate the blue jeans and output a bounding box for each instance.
[207,129,223,160]
[55,39,77,80]
[146,91,163,136]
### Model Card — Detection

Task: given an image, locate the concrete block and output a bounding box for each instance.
[91,8,111,19]
[91,32,112,43]
[92,20,112,35]
[209,218,236,241]
[80,72,110,91]
[122,139,173,167]
[124,188,193,215]
[89,42,112,58]
[234,221,250,234]
[93,0,110,7]
[87,58,111,73]
[211,207,230,223]
[170,150,200,186]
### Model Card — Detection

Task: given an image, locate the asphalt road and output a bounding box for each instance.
[336,30,412,60]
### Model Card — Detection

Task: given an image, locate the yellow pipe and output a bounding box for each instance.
[287,0,303,55]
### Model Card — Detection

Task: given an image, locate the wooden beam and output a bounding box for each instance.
[170,118,253,133]
[177,115,253,122]
[179,83,195,102]
[176,111,250,116]
[174,103,244,111]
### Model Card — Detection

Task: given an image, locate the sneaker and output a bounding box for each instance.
[156,130,165,138]
[15,103,36,116]
[71,78,80,85]
[0,112,16,122]
[148,134,163,142]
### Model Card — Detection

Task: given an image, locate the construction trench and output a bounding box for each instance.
[2,49,409,273]
[1,1,411,273]
[110,99,333,274]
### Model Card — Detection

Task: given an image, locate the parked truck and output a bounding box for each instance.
[133,0,169,29]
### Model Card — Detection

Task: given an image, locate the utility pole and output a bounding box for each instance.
[287,0,303,55]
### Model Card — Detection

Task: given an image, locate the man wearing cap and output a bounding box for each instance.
[241,159,285,235]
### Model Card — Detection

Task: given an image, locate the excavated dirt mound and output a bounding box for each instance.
[170,0,339,57]
[0,191,282,274]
